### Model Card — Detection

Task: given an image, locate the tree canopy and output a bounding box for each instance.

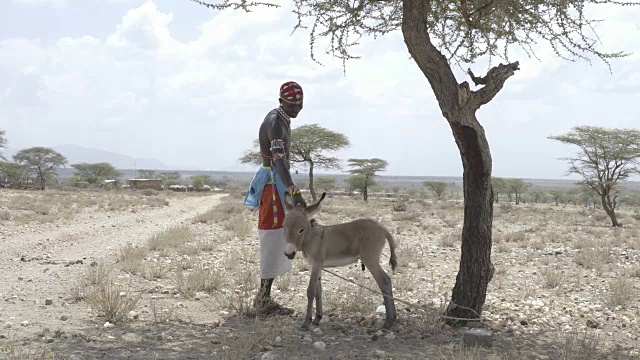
[72,162,123,184]
[0,130,7,161]
[549,126,640,226]
[347,158,388,201]
[13,147,67,190]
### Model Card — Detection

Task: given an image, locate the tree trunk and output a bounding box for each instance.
[403,0,517,325]
[308,160,317,202]
[601,192,621,227]
[363,185,368,202]
[446,114,495,324]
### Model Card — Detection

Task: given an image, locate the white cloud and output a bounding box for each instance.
[0,1,639,178]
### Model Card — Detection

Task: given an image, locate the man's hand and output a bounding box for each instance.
[292,193,307,208]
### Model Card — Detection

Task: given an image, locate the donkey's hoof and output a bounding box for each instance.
[301,320,311,330]
[382,319,395,330]
[312,316,322,326]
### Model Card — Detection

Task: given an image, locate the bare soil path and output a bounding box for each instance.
[0,193,225,346]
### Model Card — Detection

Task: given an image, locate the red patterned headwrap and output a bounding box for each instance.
[279,81,303,104]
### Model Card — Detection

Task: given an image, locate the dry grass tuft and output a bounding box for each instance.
[604,277,635,308]
[147,225,193,250]
[86,279,143,325]
[117,244,148,275]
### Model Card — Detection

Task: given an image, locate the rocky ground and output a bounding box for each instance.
[1,189,639,359]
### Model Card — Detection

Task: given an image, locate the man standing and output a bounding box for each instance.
[244,81,308,316]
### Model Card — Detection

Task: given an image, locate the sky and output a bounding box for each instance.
[0,0,639,180]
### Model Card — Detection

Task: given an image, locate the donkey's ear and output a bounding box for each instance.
[305,192,326,217]
[283,193,295,212]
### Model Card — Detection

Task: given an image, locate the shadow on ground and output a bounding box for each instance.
[4,305,637,360]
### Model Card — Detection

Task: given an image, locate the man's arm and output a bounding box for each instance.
[267,120,307,208]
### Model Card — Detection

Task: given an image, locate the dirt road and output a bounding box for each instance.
[0,193,224,344]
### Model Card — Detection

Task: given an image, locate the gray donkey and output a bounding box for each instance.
[283,192,398,330]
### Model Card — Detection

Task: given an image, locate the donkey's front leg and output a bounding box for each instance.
[312,274,323,326]
[302,266,321,330]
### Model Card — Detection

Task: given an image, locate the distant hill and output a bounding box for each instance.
[3,144,196,171]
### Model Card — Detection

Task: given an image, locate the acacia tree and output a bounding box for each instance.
[347,158,388,201]
[13,147,67,190]
[239,124,350,201]
[0,130,7,161]
[191,0,637,323]
[72,162,122,184]
[508,179,530,205]
[138,170,159,179]
[0,161,29,187]
[549,126,640,227]
[424,181,448,199]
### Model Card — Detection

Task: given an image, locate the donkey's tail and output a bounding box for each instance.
[383,227,398,272]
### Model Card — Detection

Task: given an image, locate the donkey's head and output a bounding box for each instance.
[282,192,327,259]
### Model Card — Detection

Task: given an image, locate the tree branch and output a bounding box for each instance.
[468,61,520,108]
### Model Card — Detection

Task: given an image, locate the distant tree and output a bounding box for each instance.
[346,175,374,196]
[491,177,508,204]
[550,190,564,206]
[347,158,388,201]
[315,177,337,193]
[138,169,158,179]
[72,162,122,185]
[423,181,448,199]
[13,147,67,190]
[508,179,530,205]
[0,161,29,187]
[158,171,182,186]
[549,126,640,227]
[289,125,350,201]
[239,124,350,201]
[0,130,7,161]
[191,175,213,190]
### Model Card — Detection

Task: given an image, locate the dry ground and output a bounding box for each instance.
[1,189,639,359]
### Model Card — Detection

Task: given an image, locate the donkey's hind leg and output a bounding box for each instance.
[363,260,397,329]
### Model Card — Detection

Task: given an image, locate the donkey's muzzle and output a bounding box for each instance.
[284,251,296,259]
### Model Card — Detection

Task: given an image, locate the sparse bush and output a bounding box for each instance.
[174,265,223,298]
[117,244,147,275]
[604,277,634,308]
[148,226,193,250]
[86,280,143,325]
[0,210,11,221]
[539,266,563,288]
[438,233,458,248]
[392,198,407,212]
[150,298,173,324]
[574,248,610,272]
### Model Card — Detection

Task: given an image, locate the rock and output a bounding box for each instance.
[4,322,12,329]
[385,333,396,340]
[313,327,323,335]
[376,305,386,313]
[302,335,312,343]
[21,321,30,327]
[104,322,114,328]
[44,338,54,344]
[127,311,139,320]
[122,333,142,342]
[313,341,326,350]
[275,336,282,343]
[45,298,53,306]
[463,328,493,347]
[60,315,69,321]
[372,350,386,358]
[586,319,599,329]
[260,352,276,360]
